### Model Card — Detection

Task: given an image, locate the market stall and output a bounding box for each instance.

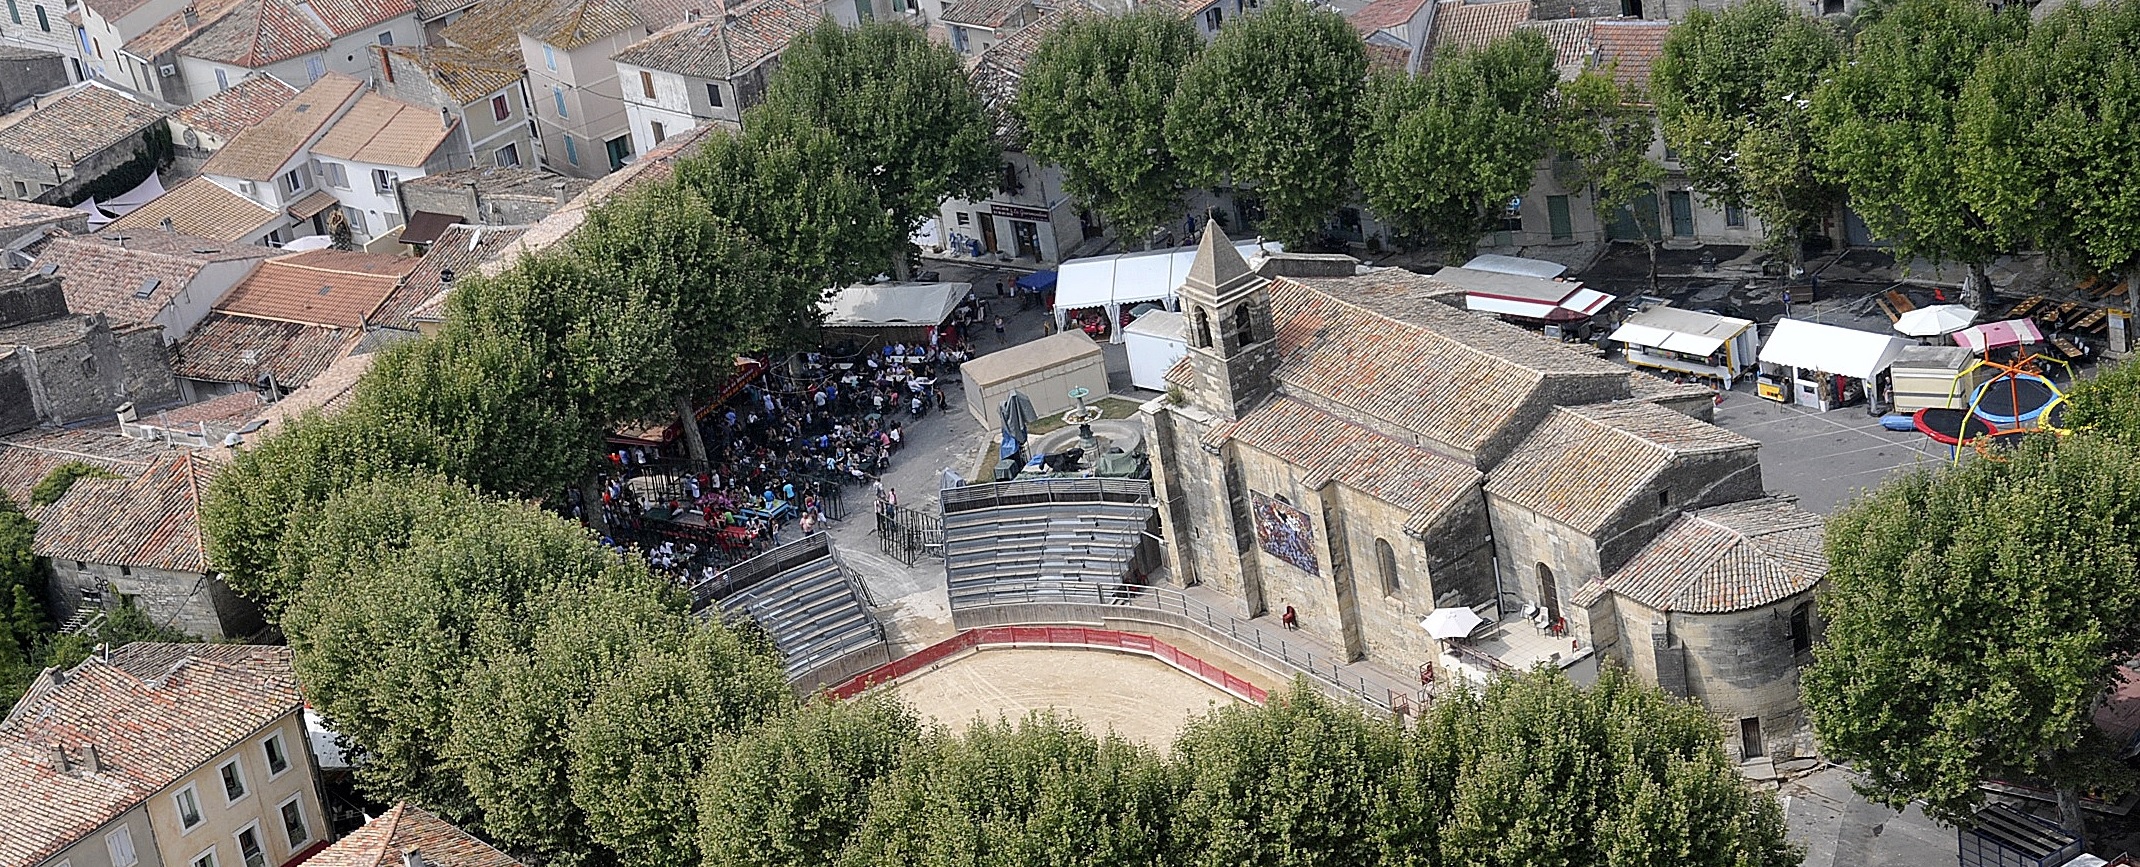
[1608,306,1758,385]
[1890,345,1989,412]
[1756,318,1911,412]
[1953,318,2044,354]
[1123,309,1187,392]
[819,281,971,348]
[1434,266,1617,339]
[1052,238,1280,343]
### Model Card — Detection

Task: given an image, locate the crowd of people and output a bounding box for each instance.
[564,336,973,585]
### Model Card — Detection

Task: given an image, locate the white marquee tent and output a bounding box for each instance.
[1052,238,1281,343]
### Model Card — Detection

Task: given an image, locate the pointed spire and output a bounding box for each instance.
[1186,217,1250,292]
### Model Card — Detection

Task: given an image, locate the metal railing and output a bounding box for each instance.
[941,477,1154,513]
[950,581,1397,712]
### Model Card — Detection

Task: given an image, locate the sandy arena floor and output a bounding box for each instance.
[888,648,1241,748]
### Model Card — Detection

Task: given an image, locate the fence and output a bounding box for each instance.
[946,581,1397,712]
[877,502,942,566]
[941,477,1153,513]
[827,625,1268,704]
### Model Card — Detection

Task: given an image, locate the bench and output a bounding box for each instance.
[2006,296,2045,319]
[1886,290,1917,316]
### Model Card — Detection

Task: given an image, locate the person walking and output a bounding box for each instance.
[994,315,1006,343]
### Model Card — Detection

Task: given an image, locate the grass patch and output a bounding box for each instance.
[1026,396,1143,435]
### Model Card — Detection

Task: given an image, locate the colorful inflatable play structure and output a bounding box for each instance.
[1911,354,2073,460]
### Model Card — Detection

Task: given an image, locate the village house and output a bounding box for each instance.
[1145,223,1827,759]
[116,0,421,107]
[394,165,587,246]
[0,198,91,261]
[0,644,329,867]
[305,803,525,867]
[0,270,182,435]
[0,423,168,505]
[610,0,817,147]
[373,221,526,331]
[32,230,278,342]
[167,74,300,169]
[0,47,74,104]
[170,248,415,399]
[934,6,1097,264]
[306,90,475,248]
[0,82,167,205]
[519,0,684,177]
[372,45,539,171]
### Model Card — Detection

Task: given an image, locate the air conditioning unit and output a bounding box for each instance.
[158,64,176,77]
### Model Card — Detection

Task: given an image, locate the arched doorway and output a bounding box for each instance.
[1537,562,1558,621]
[1375,538,1398,596]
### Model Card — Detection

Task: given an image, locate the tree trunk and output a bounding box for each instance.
[675,392,709,465]
[1645,240,1660,295]
[1964,262,1993,310]
[891,247,913,282]
[2127,264,2139,323]
[579,470,608,535]
[2056,783,2085,836]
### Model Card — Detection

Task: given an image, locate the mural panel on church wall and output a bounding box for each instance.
[1251,492,1319,575]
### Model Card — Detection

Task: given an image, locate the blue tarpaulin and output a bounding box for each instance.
[1016,270,1058,291]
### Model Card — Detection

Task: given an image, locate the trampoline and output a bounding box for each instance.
[1911,355,2071,457]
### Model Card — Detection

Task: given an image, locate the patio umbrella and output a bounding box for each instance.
[1953,318,2044,352]
[1420,606,1486,640]
[1894,304,1977,337]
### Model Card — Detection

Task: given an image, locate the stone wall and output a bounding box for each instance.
[0,53,69,109]
[112,323,180,409]
[0,349,36,434]
[0,273,68,326]
[1611,590,1821,760]
[1591,449,1765,577]
[44,560,262,639]
[1473,372,1630,470]
[1486,497,1605,637]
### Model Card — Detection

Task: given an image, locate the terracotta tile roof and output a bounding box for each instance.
[105,177,281,242]
[245,350,375,430]
[83,0,162,23]
[306,803,526,867]
[148,391,267,427]
[0,426,165,507]
[970,6,1076,113]
[439,0,557,53]
[29,450,218,571]
[1427,0,1530,55]
[311,92,458,167]
[612,0,818,79]
[159,0,336,67]
[1208,397,1481,533]
[372,223,526,330]
[304,0,419,35]
[484,123,717,271]
[1349,0,1430,32]
[0,200,83,235]
[1364,40,1409,72]
[402,165,591,201]
[1590,17,1668,89]
[0,84,165,168]
[941,0,1028,28]
[172,74,299,141]
[1625,367,1717,404]
[35,231,276,330]
[172,313,358,386]
[1266,271,1626,455]
[385,46,526,104]
[524,0,644,49]
[1518,17,1589,75]
[215,249,416,329]
[1603,497,1825,613]
[412,0,480,20]
[0,312,96,351]
[202,73,366,181]
[125,0,256,59]
[0,643,300,867]
[1484,401,1756,533]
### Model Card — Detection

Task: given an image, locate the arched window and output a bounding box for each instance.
[1234,304,1256,345]
[1375,538,1398,596]
[1193,307,1213,348]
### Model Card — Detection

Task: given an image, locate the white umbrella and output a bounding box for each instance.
[1894,304,1978,337]
[1421,606,1486,640]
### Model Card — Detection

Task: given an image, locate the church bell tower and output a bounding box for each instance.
[1177,219,1279,418]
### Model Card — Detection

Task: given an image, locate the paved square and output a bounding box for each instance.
[1709,390,1950,515]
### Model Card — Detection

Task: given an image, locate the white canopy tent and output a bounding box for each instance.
[73,196,110,229]
[1609,306,1758,383]
[1461,253,1567,280]
[1053,239,1281,343]
[1435,266,1616,324]
[820,282,971,330]
[1757,318,1911,381]
[100,171,166,216]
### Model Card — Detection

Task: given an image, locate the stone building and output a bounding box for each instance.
[0,47,73,107]
[0,82,167,205]
[1144,222,1828,759]
[0,270,182,435]
[31,450,265,639]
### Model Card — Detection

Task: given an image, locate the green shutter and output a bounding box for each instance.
[1547,195,1572,241]
[7,1,20,26]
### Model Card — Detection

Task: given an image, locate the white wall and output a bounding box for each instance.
[0,0,82,77]
[154,257,261,343]
[523,30,639,178]
[616,62,710,154]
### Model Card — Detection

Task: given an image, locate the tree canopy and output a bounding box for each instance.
[1168,0,1367,248]
[698,696,922,867]
[1653,0,1842,263]
[1804,434,2140,827]
[755,20,998,273]
[1812,0,2024,302]
[1357,31,1559,258]
[1015,10,1204,245]
[675,123,902,296]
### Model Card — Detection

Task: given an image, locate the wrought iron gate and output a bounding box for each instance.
[878,502,942,566]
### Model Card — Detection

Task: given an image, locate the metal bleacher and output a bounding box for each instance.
[693,534,885,682]
[941,478,1158,609]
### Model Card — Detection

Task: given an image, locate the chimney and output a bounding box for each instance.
[463,180,480,222]
[44,668,63,685]
[439,106,452,129]
[551,181,567,205]
[181,4,198,25]
[82,743,104,774]
[49,744,71,774]
[403,850,424,867]
[686,6,701,19]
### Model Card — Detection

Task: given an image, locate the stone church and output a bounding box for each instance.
[1144,222,1828,759]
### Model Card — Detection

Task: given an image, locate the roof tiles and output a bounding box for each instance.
[29,450,217,571]
[1427,0,1531,55]
[304,0,420,35]
[35,231,276,329]
[104,177,280,242]
[524,0,644,49]
[172,74,300,141]
[305,803,526,867]
[310,92,458,167]
[215,249,416,328]
[1590,18,1668,89]
[1210,397,1481,533]
[1603,497,1826,613]
[612,0,819,79]
[201,72,366,181]
[372,223,526,330]
[0,644,300,867]
[1484,401,1757,533]
[163,0,336,67]
[171,313,358,386]
[0,84,165,168]
[941,0,1029,28]
[0,426,166,508]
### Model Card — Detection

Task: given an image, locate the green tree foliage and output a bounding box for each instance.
[1812,0,2024,304]
[566,623,793,867]
[840,712,1177,867]
[1168,0,1366,248]
[1419,666,1796,867]
[199,412,444,610]
[1804,435,2140,827]
[1015,11,1203,245]
[1551,68,1667,286]
[2063,357,2140,442]
[1169,682,1400,867]
[279,475,647,819]
[755,20,998,271]
[1653,0,1842,263]
[1357,31,1559,258]
[1958,0,2140,311]
[675,124,902,297]
[698,696,922,867]
[351,328,592,499]
[0,493,41,700]
[30,462,121,507]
